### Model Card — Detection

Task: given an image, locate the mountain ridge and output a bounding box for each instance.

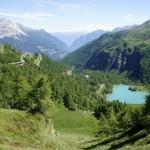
[0,18,68,60]
[70,29,106,51]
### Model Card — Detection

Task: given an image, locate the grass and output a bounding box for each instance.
[79,130,150,150]
[127,104,144,109]
[1,108,150,150]
[0,109,76,150]
[53,109,98,135]
[53,109,99,149]
[46,108,150,150]
[0,108,98,150]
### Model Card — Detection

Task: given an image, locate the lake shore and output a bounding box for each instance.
[128,85,148,92]
[107,84,148,104]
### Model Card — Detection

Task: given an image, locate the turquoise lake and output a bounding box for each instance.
[107,84,149,104]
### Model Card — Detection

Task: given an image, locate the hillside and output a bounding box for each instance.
[53,109,98,149]
[0,45,101,149]
[0,18,68,60]
[0,109,57,149]
[61,20,150,82]
[53,25,136,52]
[0,44,21,63]
[0,44,106,112]
[0,44,101,149]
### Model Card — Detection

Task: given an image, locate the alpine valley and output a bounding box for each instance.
[0,13,150,150]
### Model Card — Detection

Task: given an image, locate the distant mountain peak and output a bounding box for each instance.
[141,19,150,27]
[70,29,106,51]
[112,24,137,32]
[0,18,27,39]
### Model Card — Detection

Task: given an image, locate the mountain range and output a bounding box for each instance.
[61,20,150,82]
[53,25,137,52]
[0,18,138,60]
[0,18,68,60]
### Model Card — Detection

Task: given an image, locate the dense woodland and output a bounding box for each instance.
[0,44,101,112]
[0,45,135,113]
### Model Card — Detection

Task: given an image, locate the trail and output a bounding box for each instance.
[96,84,105,94]
[36,54,42,66]
[9,52,30,65]
[9,52,42,66]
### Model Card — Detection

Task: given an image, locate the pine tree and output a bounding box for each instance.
[28,76,56,122]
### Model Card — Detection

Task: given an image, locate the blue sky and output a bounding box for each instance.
[0,0,150,32]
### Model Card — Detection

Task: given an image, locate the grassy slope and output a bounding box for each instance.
[0,109,75,150]
[0,108,99,150]
[53,108,150,150]
[53,109,99,149]
[78,104,150,150]
[1,108,150,150]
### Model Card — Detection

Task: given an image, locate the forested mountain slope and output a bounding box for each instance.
[70,25,137,52]
[62,20,150,82]
[0,44,103,111]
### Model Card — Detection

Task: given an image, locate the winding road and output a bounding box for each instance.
[9,53,42,66]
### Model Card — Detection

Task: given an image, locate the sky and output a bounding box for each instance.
[0,0,150,33]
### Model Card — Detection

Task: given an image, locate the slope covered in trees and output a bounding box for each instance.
[61,20,150,82]
[0,44,21,63]
[0,44,104,111]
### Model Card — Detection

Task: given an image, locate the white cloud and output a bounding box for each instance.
[0,12,57,21]
[51,24,116,32]
[72,25,116,32]
[125,14,135,21]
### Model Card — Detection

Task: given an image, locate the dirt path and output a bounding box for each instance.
[96,84,105,94]
[36,54,42,66]
[9,52,42,66]
[9,53,28,65]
